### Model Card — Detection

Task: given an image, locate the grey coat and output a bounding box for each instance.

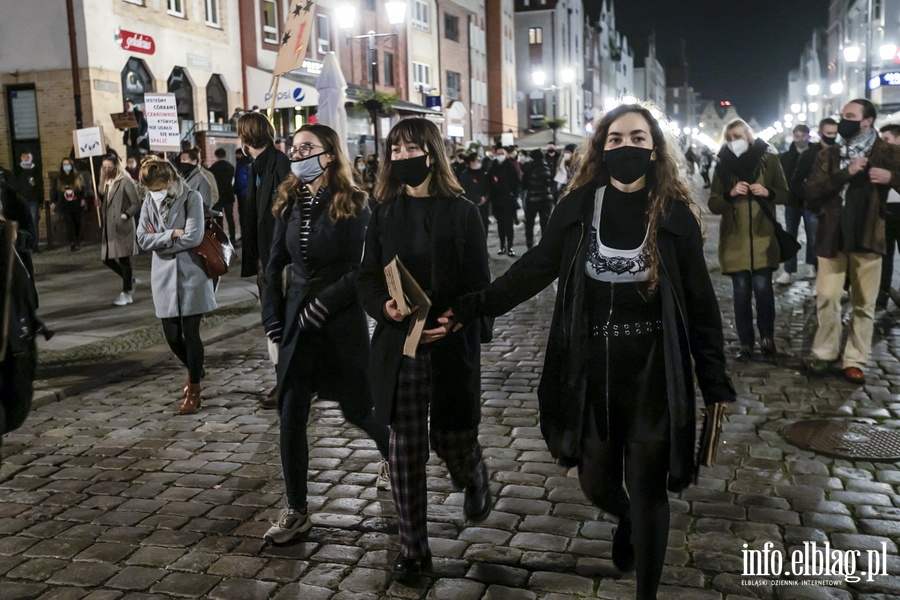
[136,180,217,319]
[100,176,141,260]
[183,167,213,210]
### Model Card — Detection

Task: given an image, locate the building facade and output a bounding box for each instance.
[486,0,518,144]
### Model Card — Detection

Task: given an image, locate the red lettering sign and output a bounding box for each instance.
[115,27,155,55]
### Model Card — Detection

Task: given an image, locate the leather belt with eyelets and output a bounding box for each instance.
[590,319,663,338]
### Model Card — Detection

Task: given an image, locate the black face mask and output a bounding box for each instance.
[838,118,862,141]
[604,146,654,184]
[392,154,431,187]
[820,135,837,146]
[178,162,196,176]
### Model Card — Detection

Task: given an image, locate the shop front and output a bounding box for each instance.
[245,66,319,139]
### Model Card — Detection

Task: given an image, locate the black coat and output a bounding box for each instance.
[522,159,554,204]
[357,195,491,430]
[488,160,520,209]
[458,167,491,206]
[241,145,291,277]
[453,185,735,491]
[264,188,372,405]
[208,159,236,206]
[13,166,43,202]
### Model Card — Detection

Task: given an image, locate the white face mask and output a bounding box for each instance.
[149,189,167,207]
[495,154,506,163]
[728,139,749,157]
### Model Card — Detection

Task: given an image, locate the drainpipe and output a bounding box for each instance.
[66,0,84,129]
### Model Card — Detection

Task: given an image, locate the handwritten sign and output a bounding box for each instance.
[110,111,138,130]
[72,126,106,159]
[143,93,181,151]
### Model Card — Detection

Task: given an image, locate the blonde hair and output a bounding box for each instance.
[722,119,754,145]
[566,103,698,292]
[99,154,126,192]
[272,124,366,221]
[139,155,177,189]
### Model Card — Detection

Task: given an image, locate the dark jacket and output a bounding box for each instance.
[522,158,554,204]
[357,195,491,430]
[458,167,491,208]
[234,157,251,198]
[453,185,735,491]
[805,136,900,257]
[264,188,372,405]
[780,142,823,207]
[208,159,236,207]
[122,107,149,150]
[13,166,43,202]
[52,177,87,209]
[240,145,291,278]
[488,159,520,209]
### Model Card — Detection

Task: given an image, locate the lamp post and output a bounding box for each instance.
[532,69,566,145]
[865,0,873,100]
[338,2,407,164]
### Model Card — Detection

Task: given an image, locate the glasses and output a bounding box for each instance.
[289,143,324,158]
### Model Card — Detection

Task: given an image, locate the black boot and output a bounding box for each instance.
[612,517,635,572]
[392,551,432,582]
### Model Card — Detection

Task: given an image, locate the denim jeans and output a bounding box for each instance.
[729,268,775,347]
[783,206,818,273]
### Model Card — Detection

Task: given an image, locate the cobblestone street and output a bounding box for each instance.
[2,186,900,599]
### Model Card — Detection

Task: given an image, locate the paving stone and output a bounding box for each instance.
[526,571,594,595]
[150,572,221,597]
[466,563,530,587]
[104,566,168,591]
[46,562,119,587]
[208,578,279,600]
[272,583,334,600]
[335,567,391,593]
[425,578,486,599]
[8,557,69,581]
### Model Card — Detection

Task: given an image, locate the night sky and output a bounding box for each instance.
[614,0,829,124]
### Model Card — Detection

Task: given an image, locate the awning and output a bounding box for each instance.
[345,84,439,115]
[246,66,319,109]
[515,128,586,149]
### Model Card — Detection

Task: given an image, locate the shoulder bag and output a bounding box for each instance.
[184,197,234,278]
[752,194,801,263]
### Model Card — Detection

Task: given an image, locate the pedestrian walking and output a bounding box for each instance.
[353,155,374,200]
[458,152,491,236]
[98,154,141,307]
[521,149,554,249]
[443,103,735,600]
[209,148,237,241]
[488,144,520,256]
[877,124,900,310]
[52,158,87,251]
[13,151,43,251]
[805,100,900,384]
[238,112,291,410]
[357,117,493,582]
[260,124,390,544]
[553,145,575,196]
[700,147,713,188]
[776,124,820,284]
[178,148,213,211]
[708,119,789,363]
[136,156,216,415]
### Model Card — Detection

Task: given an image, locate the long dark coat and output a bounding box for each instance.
[805,135,900,258]
[263,189,372,405]
[240,145,291,277]
[453,185,735,491]
[356,196,491,430]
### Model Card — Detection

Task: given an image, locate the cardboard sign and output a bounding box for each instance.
[143,93,181,151]
[72,126,106,159]
[110,111,138,130]
[384,256,432,358]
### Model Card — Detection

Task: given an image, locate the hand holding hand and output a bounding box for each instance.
[748,183,769,197]
[437,308,463,333]
[420,324,450,344]
[869,166,893,185]
[848,157,868,175]
[730,181,750,197]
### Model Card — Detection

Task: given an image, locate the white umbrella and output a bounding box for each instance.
[315,53,350,158]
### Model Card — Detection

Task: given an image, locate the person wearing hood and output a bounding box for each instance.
[804,99,900,384]
[708,119,790,363]
[521,148,554,249]
[137,156,217,415]
[178,148,214,211]
[99,154,142,307]
[777,124,821,284]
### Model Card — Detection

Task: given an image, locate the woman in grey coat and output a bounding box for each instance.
[136,156,217,415]
[99,154,141,306]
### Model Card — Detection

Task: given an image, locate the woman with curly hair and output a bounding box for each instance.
[261,124,390,545]
[444,104,735,599]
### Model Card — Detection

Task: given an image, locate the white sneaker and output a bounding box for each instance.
[264,505,312,544]
[132,277,142,288]
[113,292,133,306]
[376,458,391,491]
[804,265,817,280]
[775,272,792,285]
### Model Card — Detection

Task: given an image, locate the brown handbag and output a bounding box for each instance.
[190,217,230,278]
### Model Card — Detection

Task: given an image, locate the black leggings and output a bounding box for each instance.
[494,203,516,249]
[161,315,204,384]
[103,257,133,292]
[61,205,82,245]
[215,203,236,242]
[578,421,670,600]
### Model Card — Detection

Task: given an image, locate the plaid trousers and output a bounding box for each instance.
[389,346,487,559]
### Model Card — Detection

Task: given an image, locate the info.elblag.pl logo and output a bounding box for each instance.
[742,541,890,584]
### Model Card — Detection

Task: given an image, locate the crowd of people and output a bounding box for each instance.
[4,96,900,599]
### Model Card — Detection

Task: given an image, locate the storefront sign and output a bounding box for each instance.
[143,93,181,151]
[115,27,155,55]
[246,66,319,109]
[301,59,323,75]
[425,95,442,110]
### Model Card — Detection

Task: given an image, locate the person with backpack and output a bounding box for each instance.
[521,149,554,249]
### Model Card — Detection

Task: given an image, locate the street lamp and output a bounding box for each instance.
[830,81,844,95]
[844,46,861,63]
[339,2,407,164]
[806,83,820,96]
[532,70,546,86]
[880,44,897,60]
[560,68,575,84]
[790,103,801,113]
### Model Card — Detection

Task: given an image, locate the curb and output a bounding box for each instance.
[31,312,261,410]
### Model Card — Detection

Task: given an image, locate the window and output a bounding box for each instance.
[262,0,278,44]
[413,0,429,31]
[316,14,330,54]
[446,71,461,100]
[529,27,542,65]
[528,27,542,45]
[205,0,219,26]
[384,52,394,86]
[444,14,459,42]
[168,0,184,17]
[413,62,432,92]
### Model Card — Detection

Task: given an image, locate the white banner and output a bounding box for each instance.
[143,93,181,151]
[72,126,106,159]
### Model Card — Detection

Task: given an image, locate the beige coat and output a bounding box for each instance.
[100,176,141,260]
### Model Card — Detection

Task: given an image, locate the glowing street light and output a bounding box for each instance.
[532,70,546,86]
[561,68,575,84]
[844,46,861,63]
[807,83,820,96]
[798,113,808,122]
[336,4,356,30]
[791,103,801,114]
[385,1,407,25]
[830,81,844,95]
[880,44,897,61]
[808,102,820,112]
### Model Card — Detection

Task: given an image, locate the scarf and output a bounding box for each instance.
[717,138,769,184]
[840,128,877,170]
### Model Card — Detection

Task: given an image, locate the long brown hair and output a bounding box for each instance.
[98,153,126,191]
[272,123,366,221]
[567,103,698,290]
[374,118,464,202]
[57,158,83,190]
